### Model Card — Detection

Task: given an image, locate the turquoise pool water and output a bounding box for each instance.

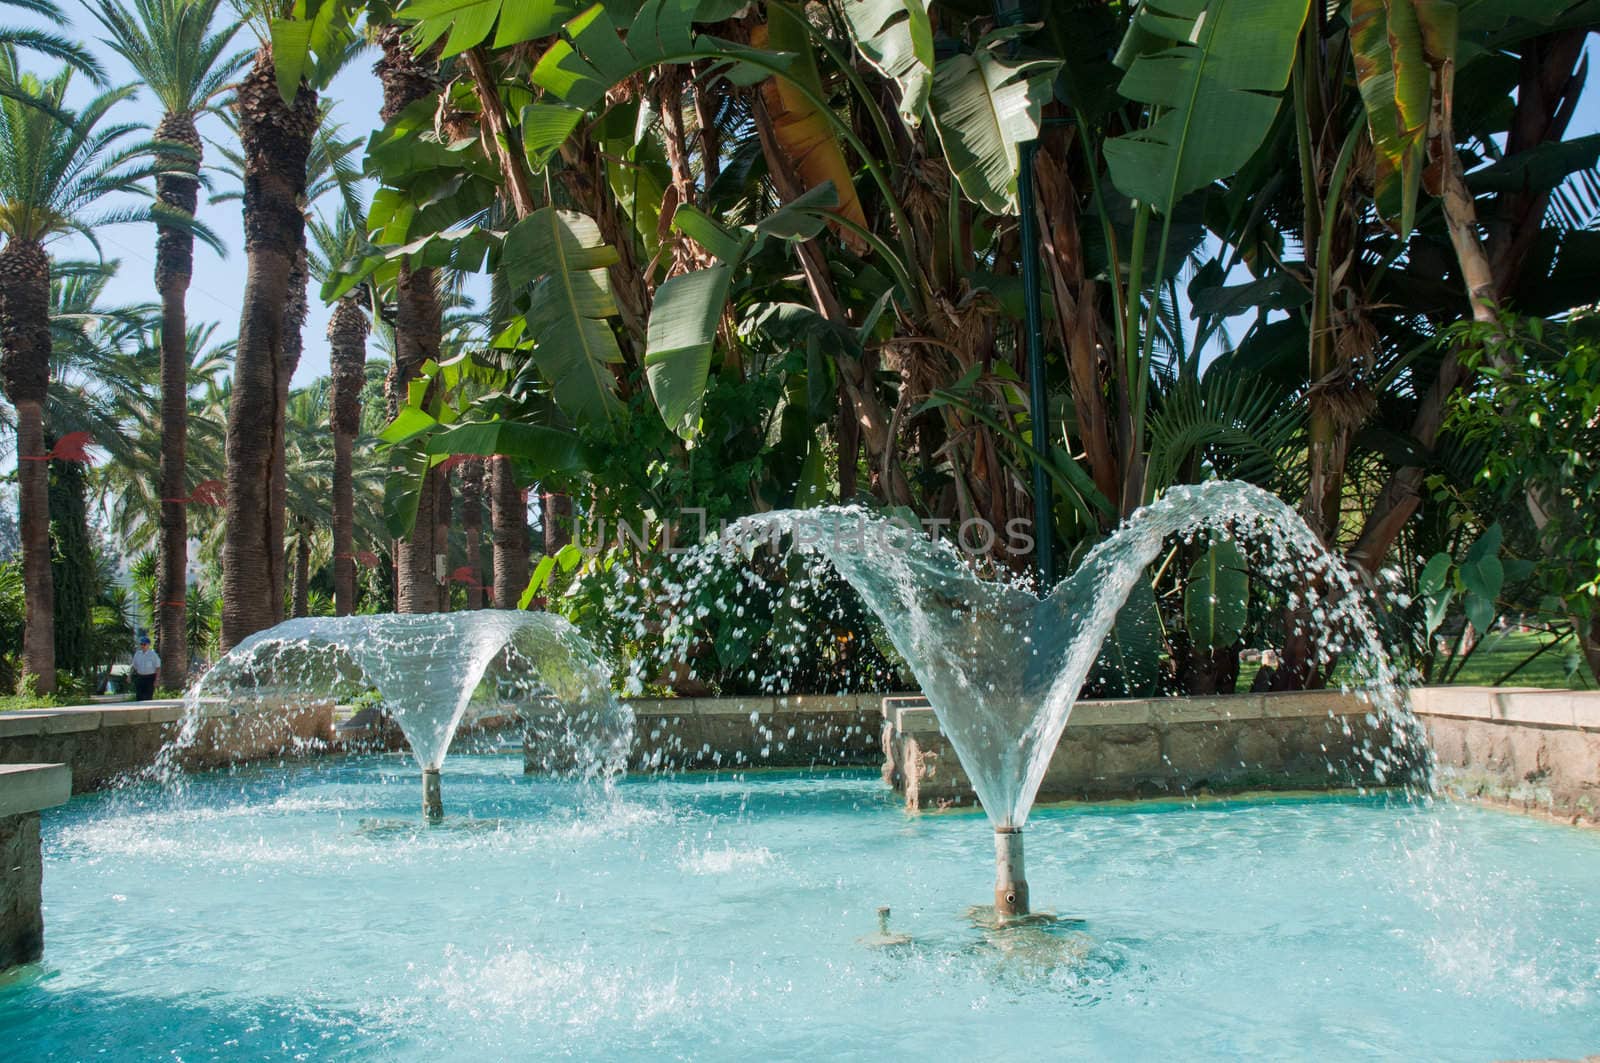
[5,757,1598,1060]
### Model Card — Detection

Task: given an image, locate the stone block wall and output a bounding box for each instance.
[0,700,336,793]
[1413,687,1600,825]
[882,691,1410,810]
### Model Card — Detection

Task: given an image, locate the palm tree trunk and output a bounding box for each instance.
[490,456,528,608]
[460,459,484,609]
[154,109,201,689]
[327,294,367,616]
[433,463,451,612]
[377,25,445,615]
[272,244,310,622]
[222,48,316,650]
[292,523,311,618]
[0,236,55,692]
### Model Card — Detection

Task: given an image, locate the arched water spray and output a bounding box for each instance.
[181,612,632,820]
[658,481,1428,917]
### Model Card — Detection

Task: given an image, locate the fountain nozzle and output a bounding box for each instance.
[994,826,1029,918]
[422,768,443,822]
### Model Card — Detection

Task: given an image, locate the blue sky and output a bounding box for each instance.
[29,6,1600,395]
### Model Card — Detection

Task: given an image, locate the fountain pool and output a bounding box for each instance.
[6,756,1598,1060]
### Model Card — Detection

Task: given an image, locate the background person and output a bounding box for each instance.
[131,636,160,702]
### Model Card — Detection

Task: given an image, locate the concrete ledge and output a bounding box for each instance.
[0,763,70,818]
[0,763,69,972]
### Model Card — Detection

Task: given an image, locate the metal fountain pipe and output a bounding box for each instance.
[422,768,444,822]
[994,826,1029,917]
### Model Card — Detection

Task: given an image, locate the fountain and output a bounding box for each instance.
[183,611,633,820]
[659,481,1423,918]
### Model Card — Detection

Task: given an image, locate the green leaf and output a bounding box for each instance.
[928,31,1057,214]
[269,18,312,105]
[1419,551,1452,595]
[670,205,748,264]
[520,103,586,172]
[402,0,503,58]
[424,421,584,471]
[379,406,439,445]
[839,0,934,125]
[1105,0,1311,215]
[503,207,625,427]
[645,265,733,439]
[383,440,431,539]
[494,0,574,47]
[1096,577,1165,696]
[1184,538,1250,653]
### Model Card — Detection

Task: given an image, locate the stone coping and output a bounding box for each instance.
[1410,686,1600,730]
[888,689,1379,735]
[0,763,70,817]
[6,686,1593,742]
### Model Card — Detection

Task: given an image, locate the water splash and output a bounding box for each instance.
[655,481,1427,829]
[179,612,633,781]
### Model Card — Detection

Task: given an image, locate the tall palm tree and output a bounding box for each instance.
[374,23,445,615]
[219,8,322,650]
[89,0,246,688]
[310,209,369,615]
[0,51,150,692]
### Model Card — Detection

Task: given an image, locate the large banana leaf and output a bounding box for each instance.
[928,29,1057,215]
[1184,538,1250,653]
[1351,0,1457,237]
[502,207,624,427]
[839,0,933,125]
[1104,0,1311,214]
[401,0,579,58]
[645,265,732,440]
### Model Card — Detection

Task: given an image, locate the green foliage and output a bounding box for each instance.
[49,454,97,676]
[1184,537,1250,653]
[1105,0,1310,214]
[926,27,1056,214]
[1444,312,1600,678]
[502,207,625,427]
[838,0,932,126]
[1350,0,1457,236]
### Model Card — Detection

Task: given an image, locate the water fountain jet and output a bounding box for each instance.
[664,481,1424,916]
[183,612,632,819]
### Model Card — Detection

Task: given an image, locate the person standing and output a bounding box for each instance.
[131,635,161,702]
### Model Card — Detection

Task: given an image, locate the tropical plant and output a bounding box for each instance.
[88,0,247,687]
[0,48,170,692]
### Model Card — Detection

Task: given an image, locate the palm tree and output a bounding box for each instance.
[0,0,105,100]
[311,211,369,616]
[374,22,445,615]
[89,0,246,687]
[219,10,322,650]
[0,51,149,692]
[282,381,331,616]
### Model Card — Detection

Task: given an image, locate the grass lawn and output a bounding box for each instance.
[1436,628,1594,690]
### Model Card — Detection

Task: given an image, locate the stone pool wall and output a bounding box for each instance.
[0,763,69,971]
[881,691,1413,809]
[1413,687,1600,825]
[623,693,890,771]
[0,700,336,793]
[7,687,1599,827]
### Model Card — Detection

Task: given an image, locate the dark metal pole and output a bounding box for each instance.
[1017,139,1054,589]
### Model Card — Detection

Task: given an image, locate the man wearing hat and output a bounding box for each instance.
[131,635,161,702]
